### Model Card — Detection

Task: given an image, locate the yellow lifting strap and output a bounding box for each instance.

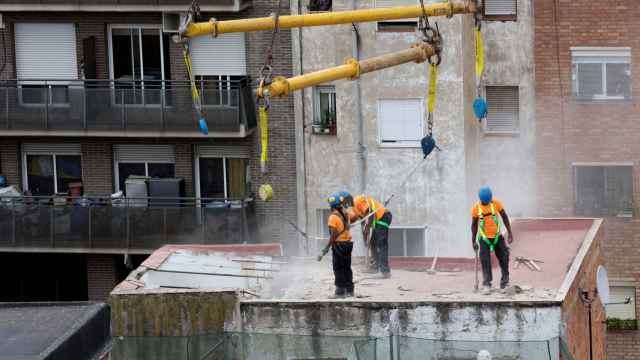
[427,62,438,115]
[475,27,484,80]
[259,106,269,174]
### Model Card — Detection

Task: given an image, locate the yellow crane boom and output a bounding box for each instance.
[258,43,436,98]
[180,0,478,38]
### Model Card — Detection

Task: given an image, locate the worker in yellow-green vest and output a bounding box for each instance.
[353,195,392,279]
[471,186,514,294]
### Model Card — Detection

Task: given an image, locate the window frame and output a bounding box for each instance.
[572,162,634,217]
[113,160,175,193]
[571,47,632,101]
[482,0,518,21]
[606,281,637,321]
[194,154,249,201]
[483,85,520,135]
[377,98,425,148]
[388,226,427,257]
[312,85,337,135]
[107,24,168,108]
[22,150,83,195]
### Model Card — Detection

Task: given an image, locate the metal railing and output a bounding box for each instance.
[0,195,257,252]
[0,78,257,133]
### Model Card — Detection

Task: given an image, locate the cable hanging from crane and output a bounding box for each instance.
[473,12,487,121]
[257,0,284,202]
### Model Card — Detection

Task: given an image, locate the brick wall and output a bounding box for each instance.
[534,1,640,357]
[0,1,298,249]
[87,254,117,301]
[561,221,606,360]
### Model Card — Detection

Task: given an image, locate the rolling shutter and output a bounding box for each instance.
[197,145,250,158]
[378,99,423,143]
[484,0,517,16]
[486,86,519,133]
[607,287,636,320]
[190,33,247,76]
[114,144,175,163]
[22,143,81,154]
[14,23,78,82]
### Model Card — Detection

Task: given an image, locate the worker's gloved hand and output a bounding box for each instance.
[507,233,514,244]
[472,242,479,252]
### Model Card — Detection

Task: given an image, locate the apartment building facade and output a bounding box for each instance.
[0,0,297,301]
[293,0,534,258]
[534,0,638,357]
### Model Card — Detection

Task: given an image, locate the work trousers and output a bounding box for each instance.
[371,211,392,274]
[478,237,510,287]
[332,241,354,294]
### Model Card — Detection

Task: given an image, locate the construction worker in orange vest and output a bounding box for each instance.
[471,186,514,294]
[326,192,355,298]
[352,195,392,278]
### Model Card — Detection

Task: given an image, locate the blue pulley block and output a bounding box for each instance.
[473,97,488,120]
[421,135,440,159]
[199,118,209,135]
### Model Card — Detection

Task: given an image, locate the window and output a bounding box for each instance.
[376,0,420,31]
[198,158,249,199]
[572,47,631,100]
[14,23,78,106]
[313,86,337,135]
[378,99,424,146]
[307,0,332,12]
[113,144,176,193]
[389,227,426,256]
[606,285,636,321]
[483,0,517,21]
[108,25,172,105]
[574,165,633,217]
[116,162,175,193]
[22,144,82,196]
[197,75,244,107]
[485,86,519,133]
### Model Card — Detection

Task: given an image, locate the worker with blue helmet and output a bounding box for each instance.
[323,192,355,298]
[471,186,514,294]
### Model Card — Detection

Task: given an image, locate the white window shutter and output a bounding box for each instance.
[607,287,636,320]
[486,86,519,133]
[15,23,78,82]
[114,144,175,163]
[484,0,517,16]
[190,33,247,76]
[379,99,423,143]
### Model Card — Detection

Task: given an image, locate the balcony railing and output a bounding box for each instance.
[0,0,251,12]
[0,196,258,253]
[0,78,257,136]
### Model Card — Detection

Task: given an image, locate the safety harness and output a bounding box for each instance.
[370,198,389,229]
[476,203,501,252]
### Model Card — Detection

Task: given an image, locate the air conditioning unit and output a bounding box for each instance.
[162,12,187,33]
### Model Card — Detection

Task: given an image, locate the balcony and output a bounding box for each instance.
[0,78,257,137]
[0,0,251,12]
[0,196,258,254]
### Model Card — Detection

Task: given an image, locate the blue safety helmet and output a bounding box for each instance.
[338,191,353,207]
[478,186,493,204]
[0,175,6,187]
[327,193,344,208]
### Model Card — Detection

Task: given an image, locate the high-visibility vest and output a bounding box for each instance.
[476,203,501,252]
[369,198,389,229]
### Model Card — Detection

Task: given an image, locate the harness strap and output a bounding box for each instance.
[476,203,501,252]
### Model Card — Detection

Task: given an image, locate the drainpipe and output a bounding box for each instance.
[295,0,309,255]
[351,0,366,194]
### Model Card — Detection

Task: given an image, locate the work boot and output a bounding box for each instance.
[346,288,354,298]
[500,281,509,290]
[381,272,391,279]
[330,287,346,299]
[482,285,492,295]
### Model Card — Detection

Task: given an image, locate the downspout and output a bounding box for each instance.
[295,0,309,255]
[351,0,366,194]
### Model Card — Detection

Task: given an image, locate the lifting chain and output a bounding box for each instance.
[472,9,488,121]
[257,0,283,110]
